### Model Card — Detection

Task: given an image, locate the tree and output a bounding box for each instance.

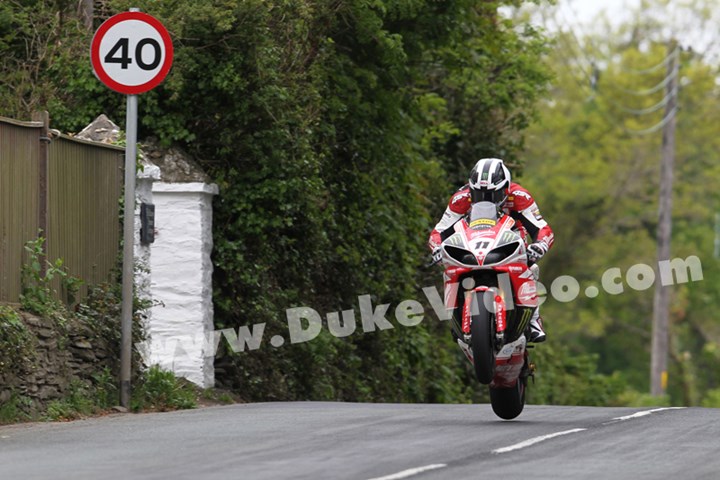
[519,0,720,404]
[97,0,550,402]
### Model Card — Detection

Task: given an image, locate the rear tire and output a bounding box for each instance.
[470,291,495,384]
[490,378,526,420]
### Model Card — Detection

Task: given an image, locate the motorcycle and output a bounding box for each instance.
[434,201,539,420]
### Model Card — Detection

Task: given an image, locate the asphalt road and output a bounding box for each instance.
[0,402,718,480]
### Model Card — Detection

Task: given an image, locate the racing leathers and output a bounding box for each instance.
[428,182,554,342]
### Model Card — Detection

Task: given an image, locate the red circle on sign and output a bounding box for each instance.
[91,12,174,94]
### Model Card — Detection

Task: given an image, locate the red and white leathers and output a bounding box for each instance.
[428,182,554,254]
[428,182,554,341]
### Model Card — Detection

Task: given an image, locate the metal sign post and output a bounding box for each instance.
[120,91,137,408]
[91,8,173,408]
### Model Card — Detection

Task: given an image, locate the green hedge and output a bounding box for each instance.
[2,0,560,402]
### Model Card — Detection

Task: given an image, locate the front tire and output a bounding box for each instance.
[470,291,495,384]
[490,378,526,420]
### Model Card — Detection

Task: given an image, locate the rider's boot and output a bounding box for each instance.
[528,308,546,343]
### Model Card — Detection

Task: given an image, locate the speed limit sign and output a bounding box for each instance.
[91,11,173,94]
[91,9,175,408]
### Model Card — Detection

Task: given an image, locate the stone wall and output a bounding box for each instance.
[0,311,112,411]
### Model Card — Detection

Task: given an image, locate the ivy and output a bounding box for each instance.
[0,0,551,403]
[0,306,35,378]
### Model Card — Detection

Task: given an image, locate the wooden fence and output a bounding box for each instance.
[0,113,124,303]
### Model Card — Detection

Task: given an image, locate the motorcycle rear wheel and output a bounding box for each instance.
[470,291,495,384]
[489,378,526,420]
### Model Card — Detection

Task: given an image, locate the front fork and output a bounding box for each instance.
[460,286,506,349]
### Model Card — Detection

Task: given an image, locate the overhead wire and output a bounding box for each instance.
[540,10,598,97]
[625,106,677,135]
[555,4,599,78]
[618,47,680,75]
[543,3,680,136]
[560,0,681,78]
[610,86,678,116]
[564,0,607,63]
[560,0,681,103]
[564,0,680,78]
[540,8,629,134]
[614,63,679,96]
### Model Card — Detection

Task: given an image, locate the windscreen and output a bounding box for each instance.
[468,201,498,229]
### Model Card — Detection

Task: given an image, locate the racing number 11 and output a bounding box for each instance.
[105,38,161,70]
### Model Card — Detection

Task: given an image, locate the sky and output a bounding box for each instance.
[500,0,640,35]
[563,0,641,25]
[553,0,720,62]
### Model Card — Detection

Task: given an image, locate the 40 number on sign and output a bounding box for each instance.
[104,37,162,71]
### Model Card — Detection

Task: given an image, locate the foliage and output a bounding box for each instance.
[0,305,36,378]
[519,0,720,406]
[44,380,97,421]
[530,343,628,406]
[20,236,73,316]
[2,266,155,423]
[0,392,33,425]
[0,0,713,408]
[137,0,549,404]
[0,1,597,405]
[199,389,236,406]
[75,282,149,380]
[0,0,119,125]
[42,372,123,421]
[92,367,119,410]
[1,295,190,423]
[131,365,198,412]
[615,390,671,408]
[19,237,55,315]
[701,389,720,408]
[46,366,204,418]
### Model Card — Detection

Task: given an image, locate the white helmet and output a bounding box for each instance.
[468,158,511,206]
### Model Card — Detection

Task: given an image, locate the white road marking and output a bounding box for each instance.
[367,464,447,480]
[492,428,587,454]
[370,407,687,475]
[611,407,686,422]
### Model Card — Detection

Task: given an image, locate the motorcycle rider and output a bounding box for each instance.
[428,157,553,343]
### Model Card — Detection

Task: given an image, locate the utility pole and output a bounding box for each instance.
[650,40,678,397]
[714,213,720,259]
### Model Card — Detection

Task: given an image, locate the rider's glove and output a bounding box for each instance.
[432,246,443,264]
[527,242,548,263]
[529,263,540,281]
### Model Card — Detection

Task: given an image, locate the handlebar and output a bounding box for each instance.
[423,257,441,269]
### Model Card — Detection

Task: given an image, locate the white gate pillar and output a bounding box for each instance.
[148,182,218,388]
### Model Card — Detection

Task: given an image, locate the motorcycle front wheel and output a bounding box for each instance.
[490,377,526,420]
[470,290,495,384]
